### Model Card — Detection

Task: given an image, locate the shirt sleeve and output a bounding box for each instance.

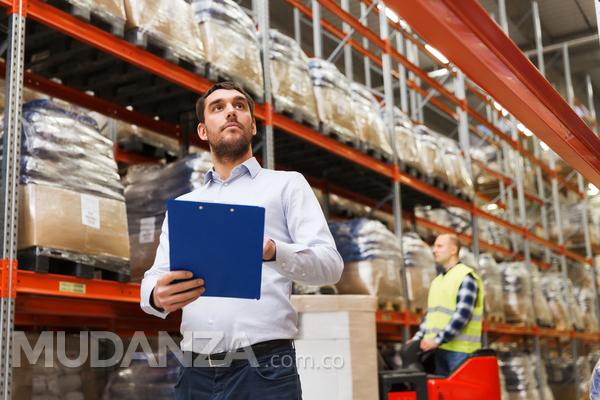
[434,274,479,346]
[140,215,171,319]
[266,174,344,285]
[412,312,427,341]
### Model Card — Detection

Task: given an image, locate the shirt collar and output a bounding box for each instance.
[442,261,462,276]
[204,157,261,185]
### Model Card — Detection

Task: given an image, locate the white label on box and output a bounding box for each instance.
[292,74,303,95]
[387,263,396,281]
[234,37,246,60]
[337,99,346,115]
[81,194,100,229]
[296,311,350,340]
[164,2,177,22]
[139,217,157,244]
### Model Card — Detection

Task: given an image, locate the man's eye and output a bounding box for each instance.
[214,105,222,111]
[236,103,244,109]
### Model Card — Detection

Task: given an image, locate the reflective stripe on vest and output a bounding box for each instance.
[423,263,484,354]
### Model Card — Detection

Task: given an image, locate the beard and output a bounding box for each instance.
[206,116,253,163]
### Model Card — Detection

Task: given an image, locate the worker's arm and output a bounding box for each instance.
[434,274,479,346]
[266,173,344,285]
[410,313,428,342]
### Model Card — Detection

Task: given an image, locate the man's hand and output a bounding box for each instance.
[153,271,205,313]
[263,238,276,261]
[419,338,439,352]
[405,339,415,345]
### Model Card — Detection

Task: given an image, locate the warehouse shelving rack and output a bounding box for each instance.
[0,0,600,398]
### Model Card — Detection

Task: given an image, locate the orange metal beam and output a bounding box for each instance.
[115,146,162,165]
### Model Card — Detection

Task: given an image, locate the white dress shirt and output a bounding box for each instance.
[140,157,343,353]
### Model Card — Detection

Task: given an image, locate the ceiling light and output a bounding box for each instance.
[377,4,400,24]
[517,123,524,131]
[425,44,449,64]
[540,141,549,151]
[494,102,502,111]
[524,128,533,136]
[486,204,498,210]
[588,184,599,196]
[501,108,508,117]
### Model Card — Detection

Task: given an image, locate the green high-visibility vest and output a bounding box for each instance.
[423,262,484,353]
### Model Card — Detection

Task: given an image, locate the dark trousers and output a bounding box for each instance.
[434,348,469,377]
[175,344,302,400]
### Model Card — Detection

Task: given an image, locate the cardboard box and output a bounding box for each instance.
[129,230,161,282]
[18,184,130,260]
[291,295,378,400]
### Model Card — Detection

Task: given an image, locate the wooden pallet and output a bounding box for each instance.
[380,299,406,313]
[409,305,427,315]
[125,28,205,75]
[320,122,361,150]
[17,247,131,283]
[273,98,320,131]
[360,141,393,164]
[486,312,506,324]
[48,0,125,38]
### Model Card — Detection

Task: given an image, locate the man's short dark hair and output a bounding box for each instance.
[195,82,255,124]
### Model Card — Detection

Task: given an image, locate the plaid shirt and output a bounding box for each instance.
[412,267,479,346]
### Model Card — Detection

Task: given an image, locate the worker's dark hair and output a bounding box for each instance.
[195,82,255,124]
[446,234,461,255]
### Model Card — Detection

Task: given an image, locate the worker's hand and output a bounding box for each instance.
[419,338,439,352]
[405,339,415,344]
[263,237,276,261]
[153,271,205,312]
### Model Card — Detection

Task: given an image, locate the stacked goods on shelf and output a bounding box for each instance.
[505,148,536,193]
[351,84,393,159]
[308,59,359,142]
[412,125,452,185]
[122,152,212,281]
[380,106,418,166]
[402,232,438,314]
[10,100,130,277]
[116,122,180,157]
[63,0,126,36]
[497,352,541,400]
[268,30,319,128]
[540,272,585,331]
[578,356,593,400]
[548,203,600,246]
[530,354,556,400]
[478,254,506,323]
[471,144,501,187]
[530,267,554,328]
[574,284,600,333]
[192,0,264,98]
[458,248,482,276]
[413,205,470,242]
[497,262,535,325]
[329,219,405,310]
[123,0,205,68]
[499,366,510,400]
[437,136,475,199]
[478,211,511,252]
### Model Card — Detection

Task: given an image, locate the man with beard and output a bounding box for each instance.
[140,82,343,400]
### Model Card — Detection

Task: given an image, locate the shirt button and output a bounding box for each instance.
[281,262,286,268]
[209,319,214,324]
[224,183,228,187]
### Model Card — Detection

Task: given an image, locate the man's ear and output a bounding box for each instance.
[252,118,257,136]
[198,123,208,141]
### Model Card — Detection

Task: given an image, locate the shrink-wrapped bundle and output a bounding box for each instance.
[402,233,437,313]
[192,0,264,98]
[540,272,585,331]
[548,203,593,246]
[478,254,506,321]
[530,267,554,328]
[498,262,535,325]
[458,248,481,277]
[269,30,319,127]
[309,59,359,141]
[498,352,541,400]
[574,284,600,333]
[9,100,130,274]
[124,0,205,68]
[329,219,404,309]
[478,212,511,250]
[437,136,474,198]
[123,152,213,281]
[412,125,451,184]
[65,0,126,31]
[351,83,392,158]
[381,107,419,168]
[529,354,555,400]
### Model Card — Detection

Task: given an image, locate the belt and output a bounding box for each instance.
[183,339,293,367]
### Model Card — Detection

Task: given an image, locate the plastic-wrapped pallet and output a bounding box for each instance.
[63,0,126,36]
[269,30,319,127]
[497,352,541,400]
[329,219,405,310]
[123,152,213,281]
[351,83,393,158]
[124,0,205,69]
[499,365,510,400]
[458,248,481,277]
[578,355,593,400]
[529,354,555,400]
[497,262,535,325]
[403,232,438,314]
[478,212,511,251]
[412,125,451,184]
[548,203,593,246]
[478,254,506,322]
[540,272,585,331]
[380,107,418,167]
[192,0,264,98]
[7,100,130,275]
[438,136,474,198]
[574,284,600,333]
[309,58,359,142]
[530,267,554,328]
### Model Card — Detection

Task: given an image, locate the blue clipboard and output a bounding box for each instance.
[167,199,265,300]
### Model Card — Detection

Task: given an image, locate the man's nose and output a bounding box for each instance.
[225,103,237,117]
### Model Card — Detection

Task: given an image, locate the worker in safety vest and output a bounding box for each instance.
[408,234,484,376]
